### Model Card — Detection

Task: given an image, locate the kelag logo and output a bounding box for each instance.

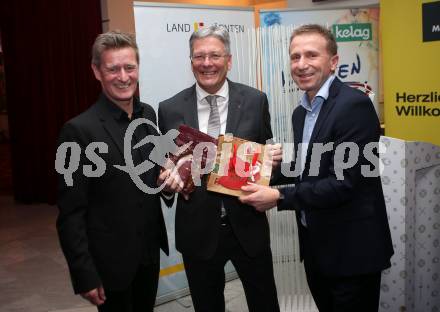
[332,23,372,42]
[422,1,440,42]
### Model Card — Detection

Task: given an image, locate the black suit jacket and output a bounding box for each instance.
[56,94,169,294]
[158,80,273,260]
[277,78,393,277]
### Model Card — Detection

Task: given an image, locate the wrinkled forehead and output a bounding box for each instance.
[289,33,329,53]
[192,36,227,52]
[100,47,139,65]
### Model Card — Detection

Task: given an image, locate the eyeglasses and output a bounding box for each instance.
[190,53,229,64]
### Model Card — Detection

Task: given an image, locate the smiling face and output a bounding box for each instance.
[92,47,139,107]
[289,33,339,101]
[191,36,231,94]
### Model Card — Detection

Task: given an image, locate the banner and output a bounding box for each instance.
[382,0,440,146]
[260,8,381,114]
[134,2,255,111]
[133,2,255,303]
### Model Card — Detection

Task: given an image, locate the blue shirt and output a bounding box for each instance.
[298,75,335,226]
[299,75,336,176]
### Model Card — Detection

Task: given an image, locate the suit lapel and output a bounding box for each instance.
[294,78,342,174]
[292,108,306,145]
[183,85,199,129]
[96,95,125,157]
[225,81,243,134]
[142,106,159,136]
[308,77,342,145]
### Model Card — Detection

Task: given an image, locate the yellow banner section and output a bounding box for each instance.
[381,0,440,145]
[159,263,185,277]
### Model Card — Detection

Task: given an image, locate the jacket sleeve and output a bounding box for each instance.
[279,93,381,212]
[56,122,101,294]
[260,92,273,143]
[157,101,176,207]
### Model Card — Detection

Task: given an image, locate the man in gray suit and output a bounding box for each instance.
[158,25,280,312]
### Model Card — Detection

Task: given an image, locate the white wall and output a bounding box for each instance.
[287,0,378,10]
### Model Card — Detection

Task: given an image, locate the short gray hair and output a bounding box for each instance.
[189,25,231,57]
[91,30,139,67]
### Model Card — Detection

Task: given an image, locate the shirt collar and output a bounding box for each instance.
[300,75,335,112]
[196,79,229,103]
[105,94,142,121]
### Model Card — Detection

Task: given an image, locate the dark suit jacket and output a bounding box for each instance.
[158,80,273,260]
[277,77,393,277]
[56,94,169,294]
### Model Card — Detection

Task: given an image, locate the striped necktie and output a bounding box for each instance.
[206,95,227,218]
[206,95,220,138]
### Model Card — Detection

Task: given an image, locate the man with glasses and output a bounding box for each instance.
[158,25,280,312]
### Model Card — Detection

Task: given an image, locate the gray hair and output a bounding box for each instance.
[91,30,139,67]
[189,25,231,57]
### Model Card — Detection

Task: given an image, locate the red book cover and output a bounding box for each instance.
[166,125,217,196]
[207,134,272,197]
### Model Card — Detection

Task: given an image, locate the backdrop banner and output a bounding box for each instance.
[260,7,380,114]
[382,0,440,146]
[134,2,255,111]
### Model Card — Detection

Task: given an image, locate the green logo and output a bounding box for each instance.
[332,23,372,42]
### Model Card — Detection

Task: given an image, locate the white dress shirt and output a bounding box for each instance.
[196,80,229,135]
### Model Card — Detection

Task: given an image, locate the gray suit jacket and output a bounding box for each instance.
[158,80,273,259]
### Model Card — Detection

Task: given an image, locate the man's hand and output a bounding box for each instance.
[81,286,106,306]
[158,168,184,194]
[265,143,282,169]
[239,183,280,212]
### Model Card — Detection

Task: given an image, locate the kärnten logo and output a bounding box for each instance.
[194,22,204,32]
[165,22,204,33]
[332,23,372,42]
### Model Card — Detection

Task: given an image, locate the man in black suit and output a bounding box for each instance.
[240,24,394,312]
[56,31,171,312]
[157,25,280,312]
